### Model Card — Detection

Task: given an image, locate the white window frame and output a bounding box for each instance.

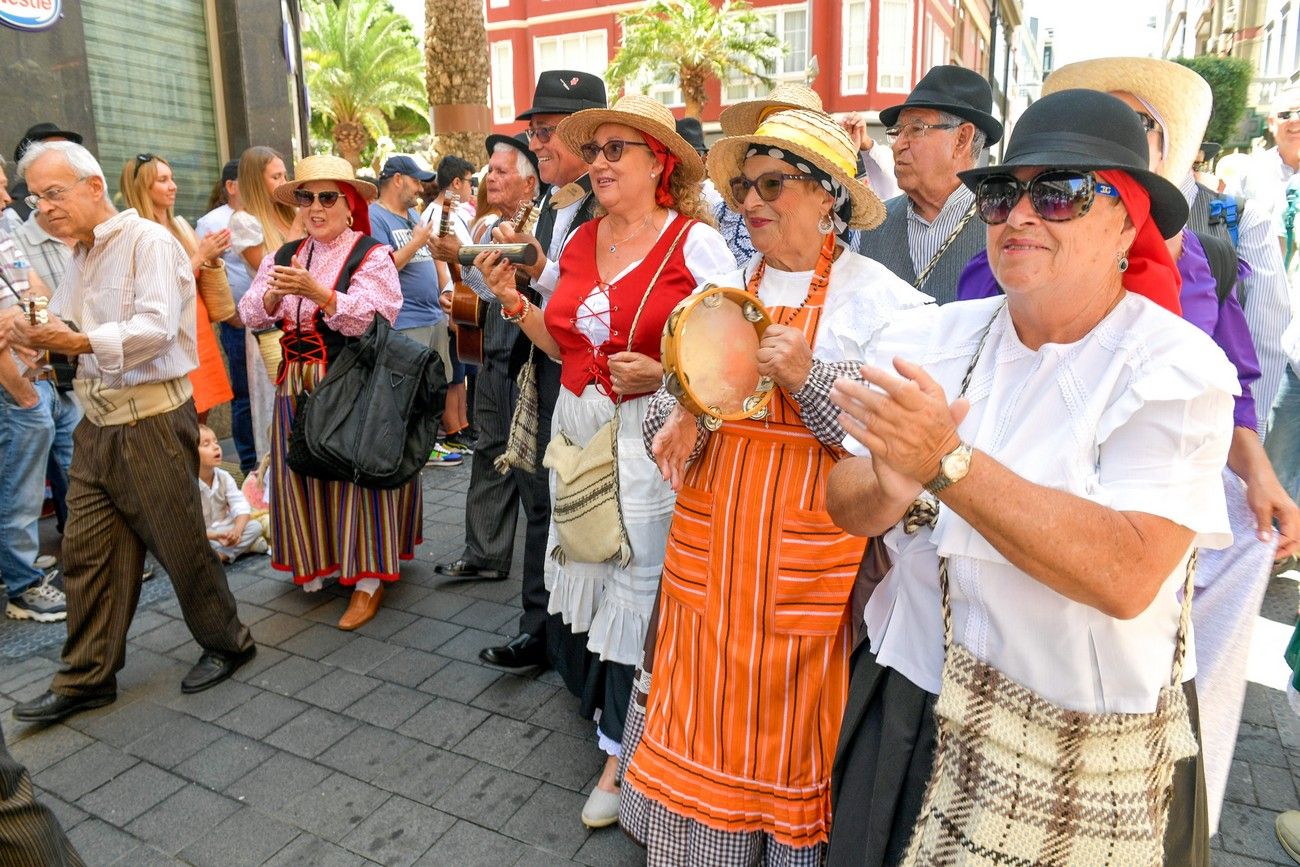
[840,0,869,95]
[877,0,913,93]
[490,40,515,124]
[722,3,811,105]
[531,29,609,84]
[927,17,948,70]
[489,0,509,7]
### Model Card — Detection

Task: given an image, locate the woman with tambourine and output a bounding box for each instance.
[475,94,734,829]
[238,155,417,633]
[620,108,932,863]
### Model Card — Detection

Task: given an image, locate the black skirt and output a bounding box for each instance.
[546,612,635,743]
[826,642,1210,867]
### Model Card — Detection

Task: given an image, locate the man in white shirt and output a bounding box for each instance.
[4,141,254,724]
[1241,85,1300,227]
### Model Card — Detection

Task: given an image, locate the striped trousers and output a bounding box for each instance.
[0,725,82,867]
[51,401,252,697]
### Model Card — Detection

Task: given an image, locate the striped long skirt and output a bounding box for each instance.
[268,359,421,585]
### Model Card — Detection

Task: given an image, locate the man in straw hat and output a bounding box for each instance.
[5,140,255,724]
[855,65,1003,303]
[450,69,606,673]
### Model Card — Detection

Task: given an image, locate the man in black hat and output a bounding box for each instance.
[10,123,84,221]
[856,65,1002,303]
[448,69,605,671]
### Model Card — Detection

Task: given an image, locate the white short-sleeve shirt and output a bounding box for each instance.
[852,294,1237,714]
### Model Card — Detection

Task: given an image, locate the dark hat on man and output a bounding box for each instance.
[958,89,1188,238]
[485,131,540,176]
[675,117,708,156]
[1199,141,1222,162]
[516,70,607,120]
[14,122,84,163]
[879,65,1003,144]
[379,154,435,182]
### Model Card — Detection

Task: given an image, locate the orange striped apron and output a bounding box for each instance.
[625,278,865,848]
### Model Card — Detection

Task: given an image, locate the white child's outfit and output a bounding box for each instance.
[200,467,265,561]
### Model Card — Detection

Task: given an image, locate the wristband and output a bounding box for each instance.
[501,293,527,319]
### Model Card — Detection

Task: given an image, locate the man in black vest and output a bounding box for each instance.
[445,70,606,669]
[856,66,1002,304]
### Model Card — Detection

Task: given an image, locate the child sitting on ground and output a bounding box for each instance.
[198,425,268,563]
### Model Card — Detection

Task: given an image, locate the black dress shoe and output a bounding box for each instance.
[182,646,257,694]
[479,632,548,669]
[13,690,115,724]
[434,559,507,580]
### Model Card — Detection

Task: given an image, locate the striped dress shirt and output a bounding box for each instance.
[13,211,70,294]
[51,209,198,388]
[906,184,976,279]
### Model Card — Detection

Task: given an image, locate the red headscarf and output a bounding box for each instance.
[641,132,679,208]
[337,182,372,236]
[1096,169,1180,315]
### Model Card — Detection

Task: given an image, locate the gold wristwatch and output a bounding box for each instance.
[923,441,973,496]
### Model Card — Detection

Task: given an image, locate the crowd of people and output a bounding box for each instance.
[5,54,1300,865]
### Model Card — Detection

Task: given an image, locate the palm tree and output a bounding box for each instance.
[302,0,428,167]
[424,0,490,165]
[606,0,784,118]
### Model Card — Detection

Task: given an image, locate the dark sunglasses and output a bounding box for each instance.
[728,172,815,203]
[1135,112,1160,133]
[133,152,157,179]
[525,124,558,144]
[578,139,651,164]
[975,170,1119,225]
[292,189,342,208]
[1279,110,1299,120]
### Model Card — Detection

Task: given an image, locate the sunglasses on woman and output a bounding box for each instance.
[133,152,157,179]
[974,170,1119,225]
[292,189,342,208]
[578,139,651,164]
[727,172,815,203]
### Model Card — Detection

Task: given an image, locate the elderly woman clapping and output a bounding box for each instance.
[825,90,1234,866]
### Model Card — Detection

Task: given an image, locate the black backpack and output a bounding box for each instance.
[1195,229,1242,307]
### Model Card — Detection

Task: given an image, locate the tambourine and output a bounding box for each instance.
[661,283,775,430]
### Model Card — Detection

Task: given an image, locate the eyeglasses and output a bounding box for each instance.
[728,172,815,203]
[1135,112,1160,134]
[885,121,960,143]
[292,189,342,208]
[24,177,90,210]
[578,139,652,164]
[1278,110,1300,121]
[133,152,157,179]
[974,170,1119,225]
[525,125,558,144]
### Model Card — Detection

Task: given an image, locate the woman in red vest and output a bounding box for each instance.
[476,94,734,829]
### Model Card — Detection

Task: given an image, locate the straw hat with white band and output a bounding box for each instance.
[707,108,886,230]
[718,82,824,137]
[1042,57,1212,184]
[272,154,378,206]
[554,94,705,184]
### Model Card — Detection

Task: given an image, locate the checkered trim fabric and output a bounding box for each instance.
[791,359,861,448]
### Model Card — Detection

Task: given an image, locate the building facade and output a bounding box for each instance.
[484,0,1002,137]
[0,0,308,220]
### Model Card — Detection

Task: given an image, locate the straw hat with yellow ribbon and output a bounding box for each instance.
[271,154,378,206]
[718,82,824,137]
[555,94,705,184]
[1042,57,1211,184]
[707,108,885,230]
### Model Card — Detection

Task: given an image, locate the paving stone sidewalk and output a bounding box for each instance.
[3,462,1300,865]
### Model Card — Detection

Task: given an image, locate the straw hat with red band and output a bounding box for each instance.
[718,81,824,137]
[274,154,377,237]
[959,89,1187,315]
[555,94,705,188]
[707,108,886,230]
[1042,57,1212,184]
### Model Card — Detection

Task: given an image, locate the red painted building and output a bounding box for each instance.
[484,0,994,135]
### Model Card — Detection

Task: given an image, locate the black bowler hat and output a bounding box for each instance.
[485,132,540,176]
[14,122,84,163]
[958,89,1189,238]
[516,70,607,120]
[380,154,435,182]
[879,65,1003,144]
[675,117,708,156]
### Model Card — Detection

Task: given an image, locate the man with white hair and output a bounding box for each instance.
[4,141,254,724]
[1242,85,1300,223]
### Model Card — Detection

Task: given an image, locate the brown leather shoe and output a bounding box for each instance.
[338,584,384,631]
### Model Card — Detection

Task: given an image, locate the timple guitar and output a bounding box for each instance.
[18,295,78,390]
[450,200,538,365]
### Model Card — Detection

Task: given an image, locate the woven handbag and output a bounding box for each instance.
[196,262,236,322]
[543,217,693,566]
[495,346,540,475]
[901,303,1199,866]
